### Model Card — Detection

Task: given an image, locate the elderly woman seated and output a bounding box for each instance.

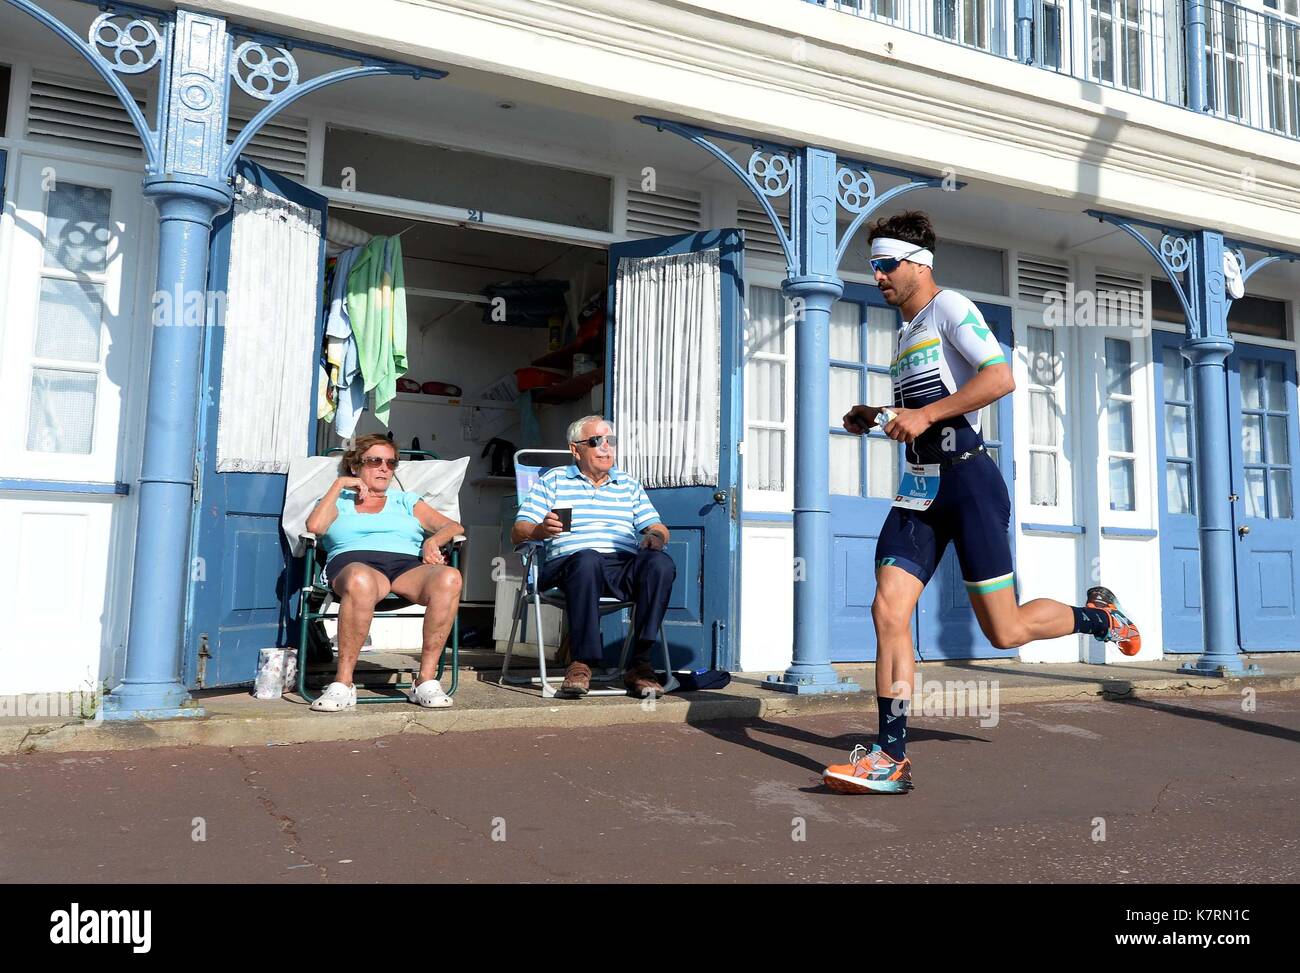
[304,434,464,712]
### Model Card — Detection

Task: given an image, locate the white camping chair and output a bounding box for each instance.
[499,448,678,698]
[281,451,469,703]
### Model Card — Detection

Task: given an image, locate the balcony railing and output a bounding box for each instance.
[804,0,1300,141]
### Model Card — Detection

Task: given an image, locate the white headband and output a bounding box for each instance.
[871,237,934,267]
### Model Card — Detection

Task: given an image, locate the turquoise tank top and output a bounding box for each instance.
[321,489,425,563]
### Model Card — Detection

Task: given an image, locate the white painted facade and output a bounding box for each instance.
[2,0,1298,692]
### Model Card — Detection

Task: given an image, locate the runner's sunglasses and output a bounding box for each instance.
[572,434,618,449]
[869,248,925,275]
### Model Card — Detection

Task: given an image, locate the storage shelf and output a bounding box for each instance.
[532,334,603,371]
[531,368,603,405]
[393,392,517,409]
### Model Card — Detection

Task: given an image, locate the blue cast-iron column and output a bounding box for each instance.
[104,178,232,716]
[1185,0,1208,113]
[1178,230,1245,674]
[1087,211,1298,676]
[778,147,850,692]
[102,9,236,718]
[638,117,950,692]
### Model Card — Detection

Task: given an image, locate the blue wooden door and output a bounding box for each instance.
[602,230,743,671]
[184,159,328,688]
[915,301,1015,660]
[828,283,901,662]
[1153,329,1203,653]
[1227,342,1300,650]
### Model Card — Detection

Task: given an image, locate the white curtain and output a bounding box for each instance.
[612,249,720,488]
[215,176,322,473]
[745,286,787,492]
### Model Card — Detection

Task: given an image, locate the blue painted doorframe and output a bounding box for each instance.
[602,229,744,671]
[1225,342,1300,650]
[184,159,329,689]
[1155,331,1300,653]
[1090,211,1298,674]
[826,291,1013,662]
[828,283,897,663]
[1153,329,1203,654]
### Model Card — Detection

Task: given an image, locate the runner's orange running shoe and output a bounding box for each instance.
[1086,585,1142,656]
[822,744,913,794]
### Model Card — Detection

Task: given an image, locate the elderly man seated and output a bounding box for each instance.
[511,415,676,698]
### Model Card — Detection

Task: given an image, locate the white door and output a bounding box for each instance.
[0,157,147,695]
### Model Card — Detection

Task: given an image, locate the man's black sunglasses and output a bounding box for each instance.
[572,435,618,449]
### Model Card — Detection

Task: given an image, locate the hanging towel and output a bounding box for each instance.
[325,244,367,437]
[317,363,334,423]
[346,235,408,428]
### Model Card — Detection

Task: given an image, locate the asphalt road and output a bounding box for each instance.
[2,692,1297,883]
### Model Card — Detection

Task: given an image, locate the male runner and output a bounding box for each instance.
[822,211,1141,795]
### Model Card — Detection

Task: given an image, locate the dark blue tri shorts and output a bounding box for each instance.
[874,450,1015,596]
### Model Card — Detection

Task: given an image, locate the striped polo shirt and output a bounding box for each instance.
[517,464,661,559]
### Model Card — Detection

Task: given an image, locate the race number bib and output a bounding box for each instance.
[892,462,940,511]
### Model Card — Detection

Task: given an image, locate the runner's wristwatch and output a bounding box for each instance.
[876,408,898,428]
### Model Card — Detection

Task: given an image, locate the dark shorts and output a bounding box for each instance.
[874,451,1015,596]
[323,550,424,587]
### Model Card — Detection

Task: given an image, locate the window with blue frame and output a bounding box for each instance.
[1239,357,1294,520]
[829,300,899,498]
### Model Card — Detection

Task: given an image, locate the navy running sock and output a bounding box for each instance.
[877,696,910,761]
[1071,606,1110,639]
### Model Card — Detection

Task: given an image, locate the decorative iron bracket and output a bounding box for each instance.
[638,115,960,279]
[1088,209,1300,329]
[6,0,443,182]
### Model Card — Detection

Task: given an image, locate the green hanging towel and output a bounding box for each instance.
[345,234,408,427]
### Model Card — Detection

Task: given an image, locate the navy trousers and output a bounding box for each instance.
[538,548,676,664]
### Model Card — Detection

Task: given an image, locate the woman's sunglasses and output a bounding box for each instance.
[869,248,925,275]
[572,435,618,449]
[359,456,400,470]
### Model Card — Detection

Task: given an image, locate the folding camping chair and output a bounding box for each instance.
[498,448,679,698]
[284,449,469,705]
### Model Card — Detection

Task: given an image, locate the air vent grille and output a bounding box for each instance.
[738,203,787,259]
[625,186,702,238]
[227,111,309,179]
[27,72,144,155]
[1016,254,1070,304]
